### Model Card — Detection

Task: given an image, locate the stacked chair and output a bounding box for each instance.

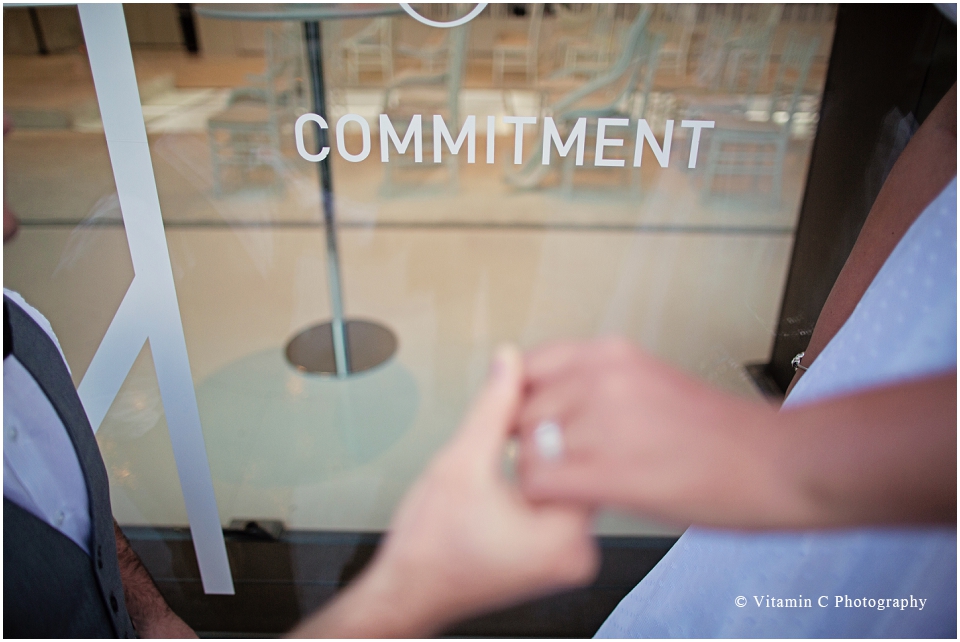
[339,18,393,85]
[507,7,665,196]
[207,25,304,196]
[696,31,820,204]
[379,23,471,194]
[492,3,544,85]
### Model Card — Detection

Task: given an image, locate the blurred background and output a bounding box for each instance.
[6,3,950,635]
[3,0,834,529]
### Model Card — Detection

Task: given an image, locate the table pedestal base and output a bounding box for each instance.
[285,320,397,375]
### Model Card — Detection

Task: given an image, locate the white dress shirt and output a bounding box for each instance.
[3,289,92,554]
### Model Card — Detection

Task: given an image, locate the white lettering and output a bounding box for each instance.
[680,119,715,169]
[380,114,422,162]
[634,119,673,168]
[503,116,537,164]
[434,114,476,163]
[486,115,495,164]
[298,113,724,171]
[336,114,371,163]
[818,596,828,607]
[595,117,629,167]
[542,117,586,166]
[295,113,330,162]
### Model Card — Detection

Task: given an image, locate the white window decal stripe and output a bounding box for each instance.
[77,3,234,595]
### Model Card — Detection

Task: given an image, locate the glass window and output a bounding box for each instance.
[4,1,844,632]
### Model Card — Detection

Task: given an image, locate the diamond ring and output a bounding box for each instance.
[534,420,565,461]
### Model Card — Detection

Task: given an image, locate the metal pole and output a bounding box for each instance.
[28,7,49,55]
[176,4,200,54]
[303,20,350,377]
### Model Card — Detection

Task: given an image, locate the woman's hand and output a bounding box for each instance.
[516,338,784,528]
[516,337,956,529]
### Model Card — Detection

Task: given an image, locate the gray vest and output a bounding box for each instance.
[3,296,136,638]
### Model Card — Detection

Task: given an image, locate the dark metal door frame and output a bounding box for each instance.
[756,3,957,394]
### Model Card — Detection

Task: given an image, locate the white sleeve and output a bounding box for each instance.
[3,289,71,376]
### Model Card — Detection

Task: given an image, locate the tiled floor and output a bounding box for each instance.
[4,28,828,536]
[5,164,795,536]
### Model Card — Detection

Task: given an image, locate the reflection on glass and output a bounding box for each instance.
[3,3,837,537]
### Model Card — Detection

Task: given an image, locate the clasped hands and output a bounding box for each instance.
[294,338,779,638]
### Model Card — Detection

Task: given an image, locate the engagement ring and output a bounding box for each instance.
[534,420,564,461]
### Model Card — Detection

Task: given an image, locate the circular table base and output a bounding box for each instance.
[285,320,398,375]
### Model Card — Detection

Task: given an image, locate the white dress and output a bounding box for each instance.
[596,178,957,638]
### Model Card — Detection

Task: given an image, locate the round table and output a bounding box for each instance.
[196,3,404,377]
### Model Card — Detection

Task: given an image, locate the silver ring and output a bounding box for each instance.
[791,351,808,372]
[534,420,564,461]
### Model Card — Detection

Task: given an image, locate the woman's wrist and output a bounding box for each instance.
[710,397,809,529]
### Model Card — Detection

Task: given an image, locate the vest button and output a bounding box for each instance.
[110,593,119,612]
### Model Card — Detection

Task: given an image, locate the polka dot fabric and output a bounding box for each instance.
[785,177,957,409]
[596,179,957,638]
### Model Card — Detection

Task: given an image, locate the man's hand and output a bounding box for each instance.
[291,345,599,638]
[115,522,197,638]
[515,338,780,528]
[133,609,197,639]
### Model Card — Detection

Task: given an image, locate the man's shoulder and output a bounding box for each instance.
[4,289,70,374]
